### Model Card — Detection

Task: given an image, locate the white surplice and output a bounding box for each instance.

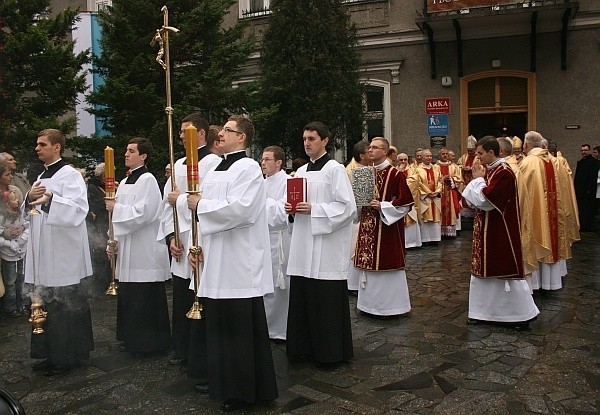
[157,150,221,280]
[263,169,291,339]
[286,160,357,280]
[25,165,92,287]
[112,169,170,283]
[196,158,273,299]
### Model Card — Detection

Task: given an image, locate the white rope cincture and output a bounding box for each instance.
[275,230,286,289]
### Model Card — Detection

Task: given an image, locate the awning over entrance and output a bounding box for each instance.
[415,0,579,78]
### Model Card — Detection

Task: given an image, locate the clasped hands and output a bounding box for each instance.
[28,182,52,206]
[471,158,485,179]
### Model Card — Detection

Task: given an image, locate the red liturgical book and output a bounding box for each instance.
[287,177,306,213]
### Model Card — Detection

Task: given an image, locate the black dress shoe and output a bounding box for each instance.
[42,364,72,376]
[512,322,531,331]
[32,360,51,372]
[7,310,22,318]
[169,357,186,365]
[221,398,246,412]
[193,383,209,394]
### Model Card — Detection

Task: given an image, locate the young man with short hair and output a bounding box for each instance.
[285,121,357,364]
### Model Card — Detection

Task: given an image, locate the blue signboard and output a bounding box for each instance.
[427,114,449,136]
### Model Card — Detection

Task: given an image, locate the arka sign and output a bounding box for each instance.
[426,97,450,114]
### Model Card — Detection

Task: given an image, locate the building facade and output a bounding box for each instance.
[52,0,599,163]
[229,0,599,163]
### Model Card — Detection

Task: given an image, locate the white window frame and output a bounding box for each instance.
[239,0,271,18]
[87,0,112,12]
[361,79,391,141]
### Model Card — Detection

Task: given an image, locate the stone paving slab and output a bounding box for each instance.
[0,231,598,414]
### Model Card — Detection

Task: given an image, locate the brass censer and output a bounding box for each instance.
[27,206,47,334]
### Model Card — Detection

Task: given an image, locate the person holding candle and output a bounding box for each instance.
[106,137,171,355]
[25,128,94,376]
[186,116,277,412]
[156,113,220,371]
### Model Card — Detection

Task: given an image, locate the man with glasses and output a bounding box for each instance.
[353,137,414,317]
[285,121,356,366]
[261,145,291,341]
[396,152,409,172]
[187,116,277,412]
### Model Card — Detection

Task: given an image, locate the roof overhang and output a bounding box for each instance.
[415,1,579,78]
[416,1,579,40]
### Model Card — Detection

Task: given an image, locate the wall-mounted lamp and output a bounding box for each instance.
[441,76,452,87]
[491,59,501,68]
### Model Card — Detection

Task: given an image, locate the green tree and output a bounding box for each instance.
[87,0,254,176]
[252,0,364,161]
[0,0,90,166]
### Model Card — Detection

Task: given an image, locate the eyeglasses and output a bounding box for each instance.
[261,158,275,162]
[222,127,243,135]
[368,145,386,150]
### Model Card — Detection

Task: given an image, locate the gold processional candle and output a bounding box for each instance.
[185,125,199,192]
[104,146,115,197]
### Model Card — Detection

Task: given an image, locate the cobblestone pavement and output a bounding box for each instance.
[1,230,598,414]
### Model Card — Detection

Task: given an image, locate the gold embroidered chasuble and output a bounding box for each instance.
[411,164,442,223]
[518,148,579,275]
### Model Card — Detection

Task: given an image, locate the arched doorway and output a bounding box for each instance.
[459,70,536,151]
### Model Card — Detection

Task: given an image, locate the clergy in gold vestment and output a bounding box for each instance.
[437,148,463,237]
[497,137,519,173]
[518,131,579,290]
[399,153,422,248]
[555,150,580,242]
[411,149,442,243]
[457,136,477,190]
[458,136,477,217]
